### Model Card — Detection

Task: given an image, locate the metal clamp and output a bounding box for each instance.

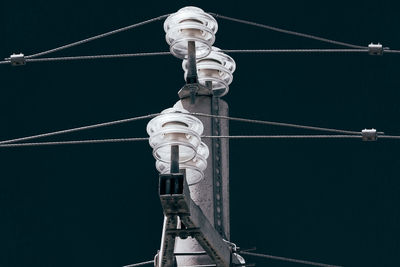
[368,43,383,55]
[9,53,26,66]
[362,128,377,141]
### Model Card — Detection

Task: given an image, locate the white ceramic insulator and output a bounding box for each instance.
[147,107,204,163]
[164,6,218,59]
[182,47,236,97]
[156,142,209,185]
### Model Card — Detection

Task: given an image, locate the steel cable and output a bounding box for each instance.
[0,113,159,145]
[23,14,169,59]
[240,251,343,267]
[383,49,400,54]
[222,49,369,54]
[1,49,370,65]
[24,52,171,62]
[0,138,149,148]
[3,134,400,148]
[122,260,154,267]
[0,109,391,146]
[210,13,366,49]
[203,135,361,139]
[192,113,366,135]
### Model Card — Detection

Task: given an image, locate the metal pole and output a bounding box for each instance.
[174,93,230,266]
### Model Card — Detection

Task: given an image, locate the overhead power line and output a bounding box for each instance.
[0,112,387,146]
[122,260,154,267]
[21,14,169,59]
[210,13,366,49]
[192,113,367,135]
[0,113,159,145]
[3,48,400,65]
[240,251,343,267]
[2,134,400,148]
[23,52,172,62]
[383,49,400,54]
[222,49,369,54]
[204,135,361,139]
[0,49,373,65]
[0,138,149,148]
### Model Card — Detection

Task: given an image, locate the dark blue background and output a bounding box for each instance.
[1,1,399,266]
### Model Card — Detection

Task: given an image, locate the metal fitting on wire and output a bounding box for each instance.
[147,107,209,185]
[164,6,218,59]
[362,128,377,141]
[9,53,26,66]
[368,43,383,55]
[183,46,236,97]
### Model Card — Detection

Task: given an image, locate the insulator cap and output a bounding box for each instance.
[182,47,236,97]
[147,107,204,163]
[164,6,218,59]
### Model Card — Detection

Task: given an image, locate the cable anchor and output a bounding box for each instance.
[9,53,26,66]
[368,43,383,55]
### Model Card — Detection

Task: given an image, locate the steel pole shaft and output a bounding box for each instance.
[174,96,230,266]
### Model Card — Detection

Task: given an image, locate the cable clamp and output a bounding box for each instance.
[10,53,26,66]
[368,43,383,55]
[362,128,377,141]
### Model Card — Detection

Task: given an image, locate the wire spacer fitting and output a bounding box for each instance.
[368,43,383,55]
[362,128,377,141]
[9,53,26,66]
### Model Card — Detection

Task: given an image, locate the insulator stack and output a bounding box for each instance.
[156,141,209,185]
[183,46,236,97]
[147,107,209,185]
[164,6,218,59]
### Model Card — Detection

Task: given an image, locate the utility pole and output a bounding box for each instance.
[173,95,230,266]
[148,6,240,267]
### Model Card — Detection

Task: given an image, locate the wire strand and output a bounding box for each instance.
[23,14,169,59]
[240,251,343,267]
[222,49,369,54]
[383,49,400,54]
[4,134,400,148]
[379,135,400,139]
[203,135,361,139]
[0,113,387,146]
[4,49,370,65]
[2,48,398,66]
[122,260,154,267]
[24,52,171,63]
[210,13,366,49]
[192,113,364,135]
[0,113,159,145]
[0,138,149,148]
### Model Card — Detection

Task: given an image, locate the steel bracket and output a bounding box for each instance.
[158,173,241,267]
[211,95,225,238]
[368,43,383,55]
[10,53,26,66]
[178,83,213,100]
[362,128,377,141]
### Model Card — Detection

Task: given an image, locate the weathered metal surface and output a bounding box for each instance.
[158,216,178,267]
[158,172,240,267]
[178,83,212,99]
[211,95,225,238]
[172,96,230,266]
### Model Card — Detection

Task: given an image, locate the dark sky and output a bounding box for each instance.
[1,1,400,267]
